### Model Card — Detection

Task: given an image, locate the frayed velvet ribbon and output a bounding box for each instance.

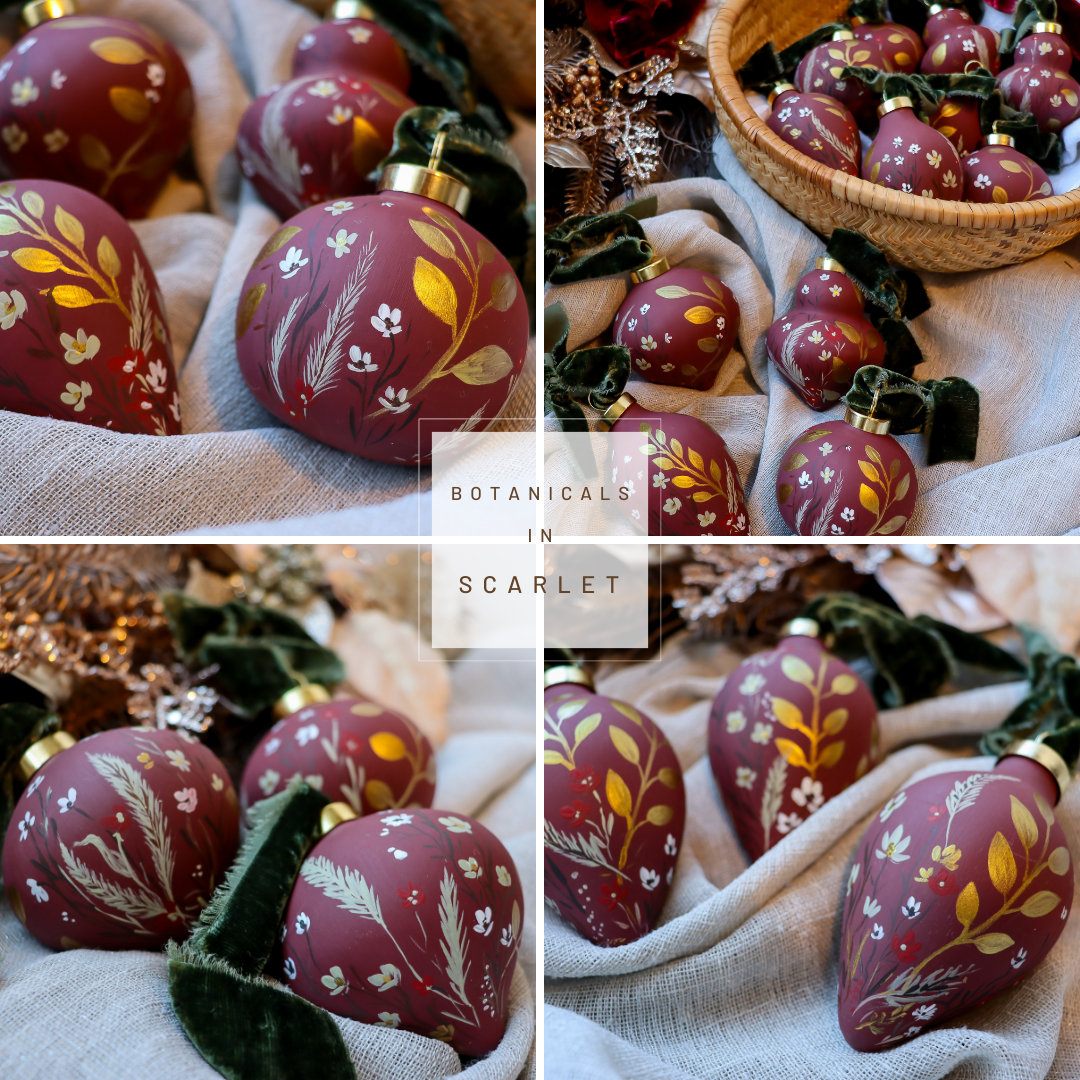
[1000,0,1060,57]
[841,366,980,465]
[801,593,1025,709]
[888,0,985,36]
[840,67,946,112]
[545,196,658,284]
[738,22,851,90]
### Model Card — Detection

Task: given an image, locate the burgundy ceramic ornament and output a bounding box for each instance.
[708,622,880,862]
[600,393,750,536]
[1012,21,1074,67]
[234,154,528,465]
[611,257,740,390]
[998,59,1080,133]
[543,665,686,947]
[851,19,926,73]
[240,695,435,815]
[794,31,886,128]
[838,745,1074,1050]
[2,726,240,951]
[0,10,193,219]
[282,805,522,1056]
[292,18,411,94]
[236,73,413,220]
[922,6,976,45]
[0,179,181,434]
[919,24,1000,75]
[927,95,984,155]
[962,131,1053,200]
[765,256,884,410]
[765,83,861,176]
[864,95,963,199]
[776,408,917,536]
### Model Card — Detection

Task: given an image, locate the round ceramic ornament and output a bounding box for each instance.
[282,803,522,1056]
[765,83,861,176]
[794,30,885,128]
[0,3,194,219]
[927,93,984,155]
[851,18,925,73]
[0,178,181,434]
[997,57,1080,133]
[962,130,1053,201]
[543,665,686,947]
[292,17,411,94]
[863,95,963,199]
[707,621,880,862]
[2,726,240,951]
[611,257,740,390]
[922,5,976,45]
[838,743,1074,1050]
[234,143,528,465]
[919,23,1000,75]
[240,688,436,816]
[1012,21,1074,67]
[765,256,884,410]
[600,393,750,536]
[236,72,412,220]
[776,406,917,536]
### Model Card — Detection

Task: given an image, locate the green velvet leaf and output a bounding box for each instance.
[840,67,945,112]
[848,0,889,22]
[545,200,657,284]
[825,228,929,321]
[980,95,1063,172]
[168,950,357,1080]
[739,23,851,89]
[0,701,59,841]
[923,67,998,102]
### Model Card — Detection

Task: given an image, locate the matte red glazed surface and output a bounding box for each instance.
[292,18,411,92]
[766,88,860,177]
[864,104,963,199]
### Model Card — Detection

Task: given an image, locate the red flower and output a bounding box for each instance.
[345,738,361,753]
[891,930,921,962]
[412,976,433,994]
[289,379,315,411]
[397,883,425,907]
[928,869,959,896]
[583,0,704,65]
[569,766,599,793]
[927,805,944,822]
[107,346,144,376]
[559,800,590,827]
[599,879,628,910]
[101,803,132,833]
[827,326,842,338]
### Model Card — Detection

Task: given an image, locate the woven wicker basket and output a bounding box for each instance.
[707,0,1080,271]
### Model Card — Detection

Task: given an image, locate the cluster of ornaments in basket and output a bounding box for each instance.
[707,620,880,862]
[998,22,1080,133]
[766,83,861,176]
[542,665,686,947]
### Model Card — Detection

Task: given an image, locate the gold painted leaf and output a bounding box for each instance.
[110,85,151,123]
[1020,890,1060,918]
[1049,846,1070,875]
[658,767,680,789]
[350,703,382,715]
[422,205,457,231]
[80,134,112,172]
[21,190,43,218]
[413,255,457,331]
[992,186,1009,203]
[698,337,720,353]
[938,125,957,137]
[684,306,715,324]
[932,41,947,66]
[0,214,20,234]
[409,217,455,258]
[671,475,696,488]
[655,285,691,298]
[823,708,848,735]
[52,285,97,308]
[477,238,496,265]
[97,234,121,278]
[999,159,1024,174]
[852,48,872,62]
[573,713,601,746]
[6,885,25,925]
[1035,791,1056,827]
[877,515,907,535]
[557,699,586,721]
[771,696,805,730]
[784,451,809,471]
[831,674,858,695]
[54,205,85,248]
[702,276,725,299]
[370,732,408,761]
[777,482,793,504]
[543,749,569,766]
[855,754,868,779]
[609,726,640,765]
[491,272,517,312]
[1063,87,1079,107]
[895,472,911,501]
[511,900,521,937]
[606,768,632,818]
[652,456,675,470]
[364,778,395,810]
[688,447,704,471]
[1010,795,1038,850]
[669,438,683,458]
[0,183,13,197]
[798,428,832,444]
[988,830,1017,895]
[774,738,809,770]
[819,739,845,769]
[235,282,266,338]
[858,461,880,485]
[834,321,862,344]
[972,932,1014,954]
[254,225,301,267]
[859,483,880,515]
[956,880,978,927]
[452,344,513,385]
[692,491,715,502]
[864,444,883,467]
[710,459,722,484]
[832,356,851,383]
[870,161,881,183]
[781,654,815,687]
[939,102,962,117]
[12,247,63,273]
[646,804,674,826]
[90,36,152,64]
[611,701,643,726]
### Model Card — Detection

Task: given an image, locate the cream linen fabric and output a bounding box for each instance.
[0,653,536,1080]
[0,0,535,535]
[543,635,1080,1079]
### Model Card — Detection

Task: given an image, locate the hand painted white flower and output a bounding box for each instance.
[321,966,349,995]
[308,79,338,98]
[211,774,224,792]
[664,834,678,856]
[264,737,282,755]
[165,749,191,772]
[921,189,934,197]
[627,317,637,332]
[776,811,803,835]
[798,470,811,488]
[818,442,833,456]
[295,723,319,747]
[174,787,198,813]
[496,865,512,887]
[808,330,824,344]
[25,775,44,798]
[908,142,920,154]
[169,392,182,423]
[61,380,92,412]
[1040,69,1052,77]
[901,183,913,194]
[901,896,921,919]
[820,467,834,484]
[870,923,884,940]
[717,316,725,332]
[474,906,493,935]
[347,345,377,372]
[1010,947,1028,969]
[846,864,859,896]
[799,107,813,117]
[327,228,357,257]
[298,31,316,49]
[912,1003,936,1021]
[751,721,773,745]
[283,958,297,979]
[777,107,792,122]
[863,895,881,918]
[791,776,824,813]
[42,128,69,153]
[636,357,651,370]
[368,963,400,990]
[639,867,660,891]
[967,156,980,165]
[27,878,48,903]
[458,856,482,879]
[500,925,514,947]
[16,37,36,54]
[11,77,38,106]
[698,511,716,527]
[378,386,409,414]
[652,472,668,489]
[882,154,892,164]
[279,245,308,278]
[57,788,76,813]
[295,911,311,934]
[376,1012,400,1028]
[739,673,765,695]
[146,359,168,394]
[663,497,681,516]
[348,25,373,43]
[801,284,809,294]
[639,303,650,314]
[1039,41,1053,54]
[146,62,166,88]
[371,303,402,336]
[0,289,26,329]
[439,815,472,833]
[892,136,903,147]
[879,791,906,822]
[325,200,354,216]
[1051,93,1063,106]
[962,38,975,52]
[829,284,842,297]
[327,105,353,125]
[840,507,855,521]
[664,333,672,342]
[830,524,844,535]
[640,335,657,351]
[726,709,747,733]
[942,170,958,188]
[875,824,911,863]
[735,766,757,790]
[59,327,99,364]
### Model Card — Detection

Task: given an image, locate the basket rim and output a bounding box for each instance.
[707,0,1080,229]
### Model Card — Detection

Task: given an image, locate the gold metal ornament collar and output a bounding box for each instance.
[630,256,670,284]
[845,406,891,435]
[17,730,77,783]
[378,132,471,216]
[320,801,359,835]
[274,682,332,718]
[1001,738,1072,802]
[597,392,635,431]
[22,0,75,27]
[543,665,595,691]
[878,96,914,119]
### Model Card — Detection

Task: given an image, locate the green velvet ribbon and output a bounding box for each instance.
[545,197,658,285]
[888,0,985,36]
[1000,0,1059,56]
[840,67,946,113]
[738,23,851,91]
[980,629,1080,771]
[167,781,355,1080]
[0,700,59,842]
[848,0,889,22]
[163,594,344,718]
[377,107,530,276]
[824,228,930,377]
[841,366,980,465]
[800,593,1025,709]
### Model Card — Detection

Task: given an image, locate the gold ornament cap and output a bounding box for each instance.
[22,0,75,26]
[543,664,595,692]
[781,617,821,639]
[274,683,333,718]
[378,132,470,216]
[597,391,636,432]
[845,406,891,435]
[815,256,846,274]
[630,256,670,283]
[17,730,77,783]
[927,3,945,13]
[768,82,796,105]
[986,132,1015,146]
[320,801,359,835]
[1033,21,1063,34]
[330,0,376,18]
[849,15,866,27]
[879,96,914,118]
[1000,738,1071,802]
[832,30,855,41]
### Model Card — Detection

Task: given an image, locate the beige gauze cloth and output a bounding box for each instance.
[0,653,537,1080]
[0,0,535,535]
[543,137,1080,537]
[543,632,1080,1079]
